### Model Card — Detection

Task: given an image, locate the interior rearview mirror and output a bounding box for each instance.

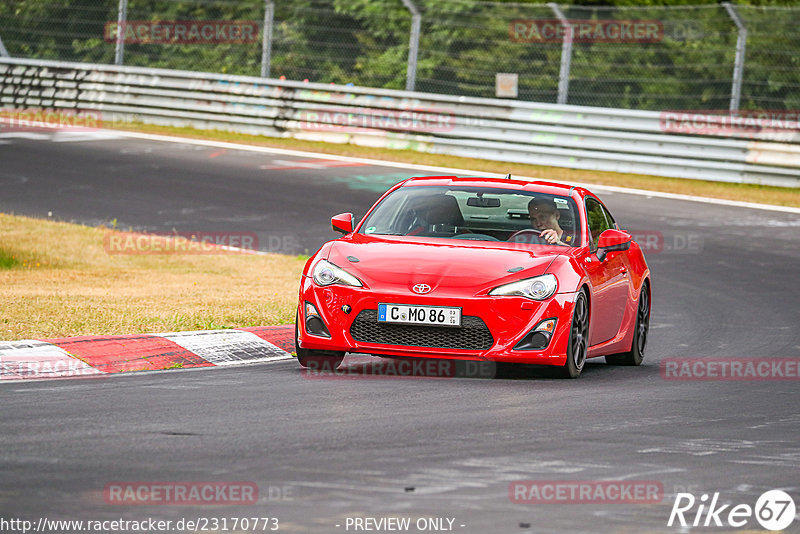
[467,196,501,208]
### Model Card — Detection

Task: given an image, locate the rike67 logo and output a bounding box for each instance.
[669,490,795,531]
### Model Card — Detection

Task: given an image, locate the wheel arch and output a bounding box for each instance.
[579,283,591,321]
[640,276,652,309]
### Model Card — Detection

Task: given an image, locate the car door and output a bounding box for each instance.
[582,197,630,345]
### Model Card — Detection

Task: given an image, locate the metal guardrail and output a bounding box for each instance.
[1,57,798,187]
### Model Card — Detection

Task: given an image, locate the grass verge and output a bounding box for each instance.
[0,213,306,340]
[112,122,800,208]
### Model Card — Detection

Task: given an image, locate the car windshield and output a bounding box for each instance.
[358,185,581,247]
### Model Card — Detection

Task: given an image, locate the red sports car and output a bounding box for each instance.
[295,176,651,378]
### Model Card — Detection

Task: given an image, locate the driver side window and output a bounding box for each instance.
[585,197,611,249]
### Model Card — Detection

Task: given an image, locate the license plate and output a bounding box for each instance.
[378,304,462,327]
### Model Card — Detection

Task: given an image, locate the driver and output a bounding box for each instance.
[528,198,573,246]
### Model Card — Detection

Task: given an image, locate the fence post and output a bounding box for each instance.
[0,34,9,57]
[401,0,421,92]
[722,3,747,112]
[548,3,572,105]
[261,0,274,78]
[114,0,128,65]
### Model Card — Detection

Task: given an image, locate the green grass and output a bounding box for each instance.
[0,249,20,269]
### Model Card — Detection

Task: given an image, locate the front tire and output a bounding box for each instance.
[295,312,344,371]
[606,283,650,366]
[559,289,588,379]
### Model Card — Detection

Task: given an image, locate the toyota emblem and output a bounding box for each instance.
[412,283,432,294]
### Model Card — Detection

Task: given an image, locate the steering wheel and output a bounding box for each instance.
[507,229,545,244]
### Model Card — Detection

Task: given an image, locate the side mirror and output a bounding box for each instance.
[331,213,354,235]
[596,229,631,262]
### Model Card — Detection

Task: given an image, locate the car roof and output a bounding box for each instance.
[401,175,592,199]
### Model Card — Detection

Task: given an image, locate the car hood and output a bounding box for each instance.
[326,235,563,296]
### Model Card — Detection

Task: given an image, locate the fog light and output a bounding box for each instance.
[304,301,331,338]
[514,318,557,350]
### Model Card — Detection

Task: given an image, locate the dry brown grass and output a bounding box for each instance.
[113,123,800,208]
[0,213,306,340]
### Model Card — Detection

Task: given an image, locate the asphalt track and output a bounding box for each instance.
[1,132,800,533]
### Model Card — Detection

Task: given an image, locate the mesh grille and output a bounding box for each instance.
[350,310,493,350]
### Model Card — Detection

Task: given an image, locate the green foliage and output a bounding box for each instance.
[1,0,798,110]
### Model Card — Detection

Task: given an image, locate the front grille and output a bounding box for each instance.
[349,310,493,350]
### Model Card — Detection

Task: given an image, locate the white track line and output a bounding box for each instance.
[0,132,52,140]
[51,131,122,142]
[110,130,800,215]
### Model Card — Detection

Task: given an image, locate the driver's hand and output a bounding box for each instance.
[540,229,559,244]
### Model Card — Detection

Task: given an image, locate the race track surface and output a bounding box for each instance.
[1,132,799,533]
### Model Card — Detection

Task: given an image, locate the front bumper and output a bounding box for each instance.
[297,276,577,366]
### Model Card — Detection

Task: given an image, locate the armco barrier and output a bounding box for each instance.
[1,57,798,187]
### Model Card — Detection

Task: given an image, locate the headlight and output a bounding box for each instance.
[489,274,557,300]
[311,259,363,287]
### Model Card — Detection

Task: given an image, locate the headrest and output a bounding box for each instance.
[414,194,464,227]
